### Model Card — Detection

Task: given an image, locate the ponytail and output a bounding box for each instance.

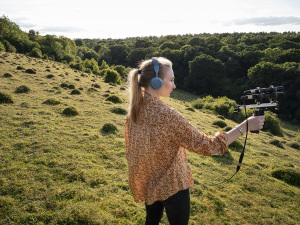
[128,69,143,123]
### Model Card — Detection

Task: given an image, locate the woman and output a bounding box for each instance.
[125,57,265,225]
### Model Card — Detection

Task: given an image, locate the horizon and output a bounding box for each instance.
[1,0,300,39]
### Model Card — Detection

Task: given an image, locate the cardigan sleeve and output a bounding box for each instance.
[167,108,228,156]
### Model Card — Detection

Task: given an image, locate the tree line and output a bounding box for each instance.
[1,16,299,123]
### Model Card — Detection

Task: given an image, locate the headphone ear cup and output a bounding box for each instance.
[151,77,163,89]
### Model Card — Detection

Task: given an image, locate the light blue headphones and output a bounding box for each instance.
[150,58,163,89]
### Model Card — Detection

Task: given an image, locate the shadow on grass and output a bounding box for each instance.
[211,151,235,165]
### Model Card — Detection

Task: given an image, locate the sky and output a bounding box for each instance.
[1,0,300,39]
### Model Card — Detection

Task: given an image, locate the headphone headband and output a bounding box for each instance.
[152,58,159,77]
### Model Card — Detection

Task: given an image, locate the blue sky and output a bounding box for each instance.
[1,0,300,39]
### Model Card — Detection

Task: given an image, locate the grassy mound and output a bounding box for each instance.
[43,98,61,105]
[271,168,300,187]
[106,95,123,103]
[62,107,79,116]
[110,107,127,115]
[263,111,283,136]
[269,139,284,149]
[15,85,30,93]
[3,72,13,77]
[212,120,227,128]
[0,92,14,104]
[101,123,118,134]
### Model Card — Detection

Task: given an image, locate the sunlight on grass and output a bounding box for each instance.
[0,52,299,224]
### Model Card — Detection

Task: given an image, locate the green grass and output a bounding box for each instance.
[0,52,299,224]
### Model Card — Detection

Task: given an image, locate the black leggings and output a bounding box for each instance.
[145,189,190,225]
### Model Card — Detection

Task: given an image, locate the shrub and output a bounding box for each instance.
[25,68,36,74]
[0,92,14,104]
[15,85,30,93]
[3,40,16,53]
[43,98,60,105]
[269,139,284,149]
[263,111,283,136]
[84,68,92,74]
[271,168,300,187]
[112,65,127,78]
[62,107,79,116]
[30,47,43,58]
[192,95,237,118]
[0,41,5,51]
[71,89,81,95]
[106,95,123,103]
[212,120,227,128]
[3,73,13,78]
[110,107,128,115]
[192,96,209,109]
[101,123,118,134]
[214,97,237,117]
[104,69,121,84]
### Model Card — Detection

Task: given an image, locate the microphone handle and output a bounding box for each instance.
[250,110,265,134]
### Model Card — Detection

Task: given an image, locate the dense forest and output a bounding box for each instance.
[1,16,299,123]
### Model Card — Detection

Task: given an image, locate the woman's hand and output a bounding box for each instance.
[245,115,265,131]
[226,115,265,146]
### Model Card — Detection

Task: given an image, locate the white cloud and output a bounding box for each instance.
[229,16,300,26]
[1,0,300,38]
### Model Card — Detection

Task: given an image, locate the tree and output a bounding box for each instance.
[126,48,152,67]
[276,49,300,64]
[97,45,112,64]
[263,48,282,63]
[134,39,152,48]
[188,37,206,47]
[185,54,226,96]
[75,39,85,46]
[247,62,282,87]
[109,44,129,65]
[225,57,242,79]
[51,41,64,61]
[159,41,180,50]
[0,16,33,53]
[84,49,98,60]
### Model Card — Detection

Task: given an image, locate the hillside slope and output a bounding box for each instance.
[0,52,299,224]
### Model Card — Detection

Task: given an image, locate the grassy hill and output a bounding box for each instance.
[0,52,299,224]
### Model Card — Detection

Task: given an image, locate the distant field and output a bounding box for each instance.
[0,52,299,224]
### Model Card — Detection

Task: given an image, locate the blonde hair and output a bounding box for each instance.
[127,57,172,123]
